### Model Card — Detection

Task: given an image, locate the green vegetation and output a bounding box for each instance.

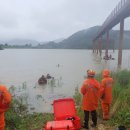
[5,84,53,130]
[5,70,130,129]
[109,70,130,128]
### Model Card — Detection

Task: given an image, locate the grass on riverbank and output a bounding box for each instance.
[5,113,53,130]
[5,70,130,129]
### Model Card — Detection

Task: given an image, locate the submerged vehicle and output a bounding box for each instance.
[103,54,115,60]
[46,74,52,79]
[38,75,47,85]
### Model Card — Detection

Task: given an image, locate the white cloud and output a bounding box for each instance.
[0,0,129,41]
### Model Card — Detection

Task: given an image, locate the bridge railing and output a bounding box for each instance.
[96,0,128,40]
[103,0,127,29]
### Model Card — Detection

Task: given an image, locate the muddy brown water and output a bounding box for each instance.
[0,49,130,112]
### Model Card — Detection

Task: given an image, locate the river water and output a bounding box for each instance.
[0,49,130,112]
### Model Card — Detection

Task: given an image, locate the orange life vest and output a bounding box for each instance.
[80,78,100,111]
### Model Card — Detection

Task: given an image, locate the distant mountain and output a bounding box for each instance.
[54,38,64,43]
[37,26,130,49]
[1,26,130,49]
[58,26,100,49]
[36,26,100,49]
[0,45,3,50]
[35,41,58,49]
[110,30,130,49]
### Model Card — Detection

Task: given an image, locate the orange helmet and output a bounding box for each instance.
[102,69,110,77]
[87,69,95,77]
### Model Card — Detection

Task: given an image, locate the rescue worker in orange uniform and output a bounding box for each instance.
[80,69,100,130]
[100,69,114,120]
[0,85,11,130]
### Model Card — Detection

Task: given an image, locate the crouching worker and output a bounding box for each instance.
[80,69,100,130]
[100,69,114,120]
[0,85,11,130]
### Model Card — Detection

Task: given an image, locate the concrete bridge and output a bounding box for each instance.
[93,0,130,68]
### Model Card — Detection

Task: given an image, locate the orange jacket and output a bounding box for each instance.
[0,85,11,127]
[80,78,100,111]
[100,77,114,104]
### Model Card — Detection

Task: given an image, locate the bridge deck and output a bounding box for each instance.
[95,0,130,40]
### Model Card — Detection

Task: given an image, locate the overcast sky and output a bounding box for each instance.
[0,0,130,41]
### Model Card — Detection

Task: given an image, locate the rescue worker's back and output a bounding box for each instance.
[80,69,100,130]
[81,78,100,111]
[100,69,114,120]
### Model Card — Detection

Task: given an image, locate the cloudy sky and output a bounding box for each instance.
[0,0,130,41]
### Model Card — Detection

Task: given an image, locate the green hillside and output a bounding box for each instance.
[37,26,130,49]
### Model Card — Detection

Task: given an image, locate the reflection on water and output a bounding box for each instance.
[0,49,130,112]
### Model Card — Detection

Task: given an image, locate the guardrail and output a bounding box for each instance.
[95,0,129,40]
[102,0,127,29]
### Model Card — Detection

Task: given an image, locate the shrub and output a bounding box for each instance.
[116,70,130,87]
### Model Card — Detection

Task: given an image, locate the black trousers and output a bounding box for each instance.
[84,110,97,128]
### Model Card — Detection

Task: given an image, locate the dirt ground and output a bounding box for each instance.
[82,119,116,130]
[84,120,130,130]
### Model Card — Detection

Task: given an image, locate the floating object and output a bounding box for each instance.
[38,74,53,85]
[38,75,47,85]
[46,74,52,79]
[103,55,115,60]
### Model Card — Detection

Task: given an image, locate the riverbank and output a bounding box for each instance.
[5,70,130,130]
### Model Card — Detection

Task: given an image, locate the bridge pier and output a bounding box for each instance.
[92,41,95,53]
[105,31,109,57]
[93,0,130,69]
[118,19,124,68]
[99,37,102,56]
[96,42,99,54]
